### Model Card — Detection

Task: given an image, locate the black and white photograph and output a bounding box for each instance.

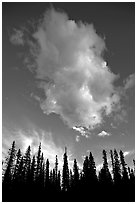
[2,2,135,202]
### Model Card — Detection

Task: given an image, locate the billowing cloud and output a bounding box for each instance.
[25,8,121,133]
[98,130,110,137]
[10,28,24,45]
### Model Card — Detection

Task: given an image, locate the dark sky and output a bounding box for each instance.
[3,2,135,170]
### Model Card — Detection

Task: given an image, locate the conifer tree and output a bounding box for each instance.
[45,159,50,187]
[110,150,115,180]
[55,155,58,183]
[36,143,41,177]
[29,155,36,184]
[62,147,69,192]
[13,149,22,181]
[23,145,31,184]
[119,150,128,182]
[113,149,121,184]
[57,170,61,191]
[73,159,79,187]
[3,141,17,185]
[83,156,89,180]
[89,152,97,183]
[99,150,112,185]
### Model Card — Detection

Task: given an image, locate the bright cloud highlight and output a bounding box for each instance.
[98,130,110,137]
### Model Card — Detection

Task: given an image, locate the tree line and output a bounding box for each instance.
[2,141,135,202]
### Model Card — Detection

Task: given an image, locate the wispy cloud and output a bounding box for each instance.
[124,74,135,90]
[10,28,24,45]
[2,127,75,169]
[98,130,110,137]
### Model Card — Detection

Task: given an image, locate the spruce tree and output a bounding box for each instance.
[55,155,58,183]
[3,141,17,185]
[89,152,97,183]
[62,147,69,192]
[45,159,50,188]
[23,145,31,184]
[113,149,121,184]
[13,149,22,181]
[99,150,112,185]
[119,150,128,182]
[73,159,79,187]
[36,143,41,177]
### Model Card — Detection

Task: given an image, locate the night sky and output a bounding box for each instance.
[3,2,135,170]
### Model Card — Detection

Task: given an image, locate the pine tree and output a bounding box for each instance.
[23,145,31,184]
[55,155,58,183]
[13,149,22,181]
[45,159,50,187]
[36,143,41,177]
[57,170,61,191]
[29,155,36,184]
[99,150,112,185]
[88,152,97,183]
[73,159,79,187]
[113,149,121,184]
[3,141,17,185]
[83,156,89,180]
[110,150,115,180]
[62,147,69,192]
[119,150,128,182]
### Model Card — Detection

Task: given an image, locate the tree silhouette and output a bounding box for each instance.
[98,150,112,201]
[62,147,69,192]
[2,141,135,202]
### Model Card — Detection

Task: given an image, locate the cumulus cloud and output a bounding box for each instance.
[11,8,133,136]
[10,28,24,45]
[98,130,110,137]
[25,8,121,133]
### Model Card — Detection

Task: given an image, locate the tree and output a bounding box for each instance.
[113,149,121,184]
[29,155,36,184]
[45,159,50,187]
[99,150,112,184]
[62,147,69,192]
[110,150,115,180]
[3,141,17,185]
[23,145,31,184]
[119,150,128,182]
[88,152,97,183]
[36,143,41,177]
[55,155,58,183]
[73,159,79,188]
[13,149,22,181]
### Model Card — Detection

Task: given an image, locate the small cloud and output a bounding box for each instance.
[73,126,89,138]
[98,130,110,137]
[124,74,135,90]
[75,135,80,142]
[10,28,24,45]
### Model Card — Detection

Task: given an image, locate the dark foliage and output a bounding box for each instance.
[2,141,135,202]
